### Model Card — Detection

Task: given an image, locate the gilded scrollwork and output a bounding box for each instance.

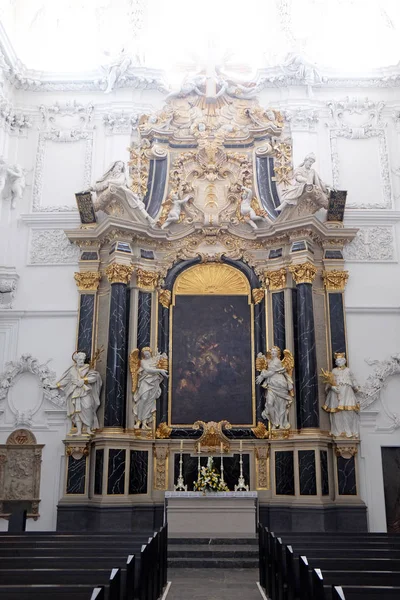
[105,263,134,284]
[322,269,349,291]
[154,444,169,490]
[74,271,101,291]
[136,268,159,291]
[289,262,317,285]
[158,289,172,308]
[265,268,287,291]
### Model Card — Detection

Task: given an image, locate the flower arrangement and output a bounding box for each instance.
[194,457,229,492]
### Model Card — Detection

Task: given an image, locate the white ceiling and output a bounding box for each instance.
[2,0,400,75]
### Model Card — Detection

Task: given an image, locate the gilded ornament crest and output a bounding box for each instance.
[105,263,134,284]
[136,268,159,291]
[74,271,101,291]
[322,270,349,291]
[265,268,287,291]
[289,262,317,285]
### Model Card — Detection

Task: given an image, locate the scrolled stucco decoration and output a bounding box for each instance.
[29,229,80,265]
[0,354,65,427]
[0,429,44,520]
[343,226,395,262]
[360,353,400,430]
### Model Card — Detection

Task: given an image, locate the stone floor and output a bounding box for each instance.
[166,568,262,600]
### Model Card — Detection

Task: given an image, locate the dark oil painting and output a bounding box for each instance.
[170,295,253,425]
[381,447,400,533]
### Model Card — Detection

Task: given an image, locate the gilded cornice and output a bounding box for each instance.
[334,446,358,458]
[74,271,101,291]
[105,263,134,285]
[136,268,159,291]
[289,262,317,285]
[322,269,349,291]
[265,268,287,291]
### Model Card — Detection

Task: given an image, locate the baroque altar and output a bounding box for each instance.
[55,73,366,532]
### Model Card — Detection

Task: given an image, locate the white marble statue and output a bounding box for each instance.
[52,352,102,436]
[6,164,26,209]
[240,186,267,229]
[0,157,6,198]
[160,190,194,229]
[282,52,324,97]
[102,49,135,94]
[130,348,168,430]
[91,161,154,225]
[276,153,330,214]
[322,353,360,438]
[256,347,294,430]
[165,74,206,102]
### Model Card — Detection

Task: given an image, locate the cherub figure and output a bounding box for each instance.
[160,190,194,229]
[240,186,267,229]
[256,346,294,429]
[130,347,168,430]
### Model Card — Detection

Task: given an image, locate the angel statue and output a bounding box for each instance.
[50,351,102,436]
[90,161,154,225]
[256,346,294,430]
[160,190,194,229]
[130,347,168,430]
[321,352,360,438]
[240,186,267,229]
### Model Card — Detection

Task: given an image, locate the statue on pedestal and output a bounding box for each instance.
[53,352,102,436]
[90,161,154,224]
[129,348,168,430]
[276,153,331,218]
[256,347,294,429]
[160,190,194,229]
[321,353,360,438]
[239,186,267,229]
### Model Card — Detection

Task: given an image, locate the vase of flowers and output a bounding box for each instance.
[194,457,229,493]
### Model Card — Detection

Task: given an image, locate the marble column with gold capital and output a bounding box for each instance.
[136,268,159,349]
[104,263,134,428]
[289,262,319,429]
[74,271,101,362]
[322,269,349,364]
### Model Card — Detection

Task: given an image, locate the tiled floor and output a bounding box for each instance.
[166,568,262,600]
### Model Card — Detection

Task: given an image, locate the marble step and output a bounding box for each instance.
[168,557,258,569]
[168,544,258,558]
[168,537,257,545]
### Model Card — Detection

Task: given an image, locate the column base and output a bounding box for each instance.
[259,502,367,532]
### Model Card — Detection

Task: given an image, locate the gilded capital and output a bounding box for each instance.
[159,289,172,308]
[289,262,317,285]
[74,271,101,292]
[136,268,159,291]
[105,263,134,285]
[252,288,265,305]
[265,268,287,291]
[322,270,349,291]
[334,446,358,459]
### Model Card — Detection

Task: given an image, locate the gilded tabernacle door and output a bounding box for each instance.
[168,263,255,427]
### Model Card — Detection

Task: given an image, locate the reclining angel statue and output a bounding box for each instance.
[256,346,294,430]
[89,160,155,225]
[129,347,168,430]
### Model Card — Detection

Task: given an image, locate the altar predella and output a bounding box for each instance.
[53,72,364,532]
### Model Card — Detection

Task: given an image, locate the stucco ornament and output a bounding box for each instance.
[90,160,155,225]
[0,157,27,209]
[101,49,139,94]
[129,348,168,430]
[360,353,400,430]
[160,190,194,229]
[256,347,294,429]
[52,352,101,436]
[239,186,268,229]
[321,353,360,438]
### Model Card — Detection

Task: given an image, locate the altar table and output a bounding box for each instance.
[165,491,258,538]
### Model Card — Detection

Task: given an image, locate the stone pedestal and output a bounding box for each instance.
[165,491,258,538]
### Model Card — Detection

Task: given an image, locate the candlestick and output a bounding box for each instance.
[220,442,223,454]
[235,439,249,492]
[240,440,243,452]
[174,439,187,491]
[180,439,183,452]
[198,442,201,454]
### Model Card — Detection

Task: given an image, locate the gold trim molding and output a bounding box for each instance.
[154,445,169,490]
[335,446,358,459]
[136,268,159,291]
[265,268,287,291]
[322,270,349,291]
[159,289,172,308]
[156,422,172,439]
[289,262,317,285]
[74,271,101,291]
[105,263,134,285]
[174,264,249,296]
[252,422,269,439]
[252,288,265,304]
[255,445,270,490]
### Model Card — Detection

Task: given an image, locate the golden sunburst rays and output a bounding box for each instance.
[174,263,249,295]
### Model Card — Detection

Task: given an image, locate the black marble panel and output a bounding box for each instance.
[256,155,280,219]
[144,158,168,218]
[328,293,346,360]
[299,450,317,495]
[107,449,126,495]
[291,241,306,253]
[81,251,99,260]
[296,283,319,428]
[320,450,329,496]
[94,449,104,495]
[337,455,357,495]
[137,291,152,349]
[157,303,170,425]
[292,289,301,428]
[324,250,343,260]
[173,453,250,491]
[75,191,96,224]
[140,249,154,260]
[105,283,129,427]
[129,450,148,495]
[272,291,286,352]
[327,190,347,222]
[275,451,295,495]
[381,447,400,532]
[269,248,283,259]
[66,456,86,495]
[77,294,95,362]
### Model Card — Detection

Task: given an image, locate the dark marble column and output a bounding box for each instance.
[157,290,171,424]
[289,263,319,429]
[322,271,349,363]
[272,291,286,351]
[104,264,133,428]
[74,272,101,363]
[137,291,152,349]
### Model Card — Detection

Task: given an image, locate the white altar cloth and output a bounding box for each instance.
[165,491,258,538]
